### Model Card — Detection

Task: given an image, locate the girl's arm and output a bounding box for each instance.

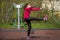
[31,7,40,11]
[25,7,32,11]
[25,7,44,11]
[31,7,44,11]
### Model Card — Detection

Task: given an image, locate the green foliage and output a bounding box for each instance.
[0,22,60,29]
[0,0,60,28]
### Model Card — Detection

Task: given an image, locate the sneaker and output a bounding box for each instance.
[27,36,31,40]
[44,15,48,21]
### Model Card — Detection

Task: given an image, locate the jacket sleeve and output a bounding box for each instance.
[25,7,41,11]
[25,7,32,11]
[31,7,41,11]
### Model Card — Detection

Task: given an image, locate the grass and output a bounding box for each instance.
[0,22,60,29]
[0,23,11,28]
[32,22,60,29]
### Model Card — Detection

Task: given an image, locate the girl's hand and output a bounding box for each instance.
[40,7,48,10]
[40,8,43,10]
[40,7,44,10]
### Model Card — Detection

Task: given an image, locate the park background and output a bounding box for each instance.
[0,0,60,29]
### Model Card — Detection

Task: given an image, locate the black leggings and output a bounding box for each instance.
[24,17,44,36]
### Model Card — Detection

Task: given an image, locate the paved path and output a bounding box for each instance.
[0,29,60,40]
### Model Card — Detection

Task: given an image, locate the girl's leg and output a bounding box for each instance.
[27,21,31,36]
[29,17,44,21]
[24,19,31,37]
[25,19,32,40]
[29,16,48,21]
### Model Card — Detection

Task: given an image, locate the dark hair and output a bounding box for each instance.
[24,3,29,9]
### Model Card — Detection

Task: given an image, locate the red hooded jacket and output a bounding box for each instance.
[24,7,40,19]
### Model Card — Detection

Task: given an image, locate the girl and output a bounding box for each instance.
[23,3,47,40]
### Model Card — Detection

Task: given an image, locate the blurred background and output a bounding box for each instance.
[0,0,60,29]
